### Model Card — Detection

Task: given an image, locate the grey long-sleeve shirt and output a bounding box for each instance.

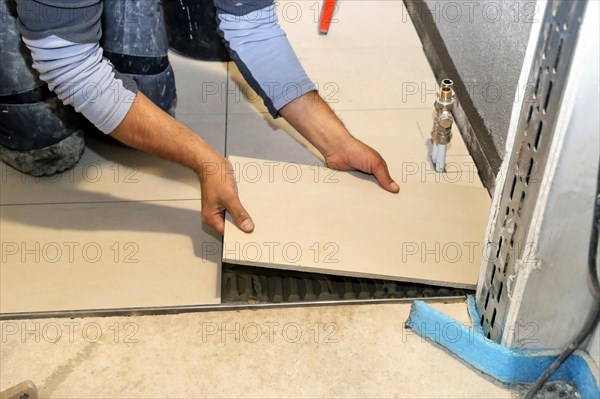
[16,0,316,133]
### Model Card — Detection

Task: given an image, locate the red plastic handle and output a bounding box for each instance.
[319,0,336,34]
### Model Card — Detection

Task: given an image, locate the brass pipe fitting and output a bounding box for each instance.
[431,79,457,172]
[432,79,456,145]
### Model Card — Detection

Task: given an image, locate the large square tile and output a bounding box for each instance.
[0,113,225,205]
[0,200,220,314]
[226,112,322,165]
[277,0,422,51]
[169,51,228,115]
[227,46,437,114]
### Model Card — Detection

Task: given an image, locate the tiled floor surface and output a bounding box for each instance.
[0,0,486,314]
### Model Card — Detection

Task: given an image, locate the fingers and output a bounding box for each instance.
[202,195,254,235]
[224,194,255,233]
[202,210,226,235]
[372,157,400,193]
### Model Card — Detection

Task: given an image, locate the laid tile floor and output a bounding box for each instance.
[0,1,509,397]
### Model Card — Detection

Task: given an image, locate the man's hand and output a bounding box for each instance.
[111,92,254,235]
[325,137,400,193]
[279,91,399,193]
[198,155,254,235]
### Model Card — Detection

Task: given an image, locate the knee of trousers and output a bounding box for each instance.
[0,0,84,151]
[101,0,177,113]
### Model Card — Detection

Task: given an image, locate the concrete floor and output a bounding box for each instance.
[1,301,517,398]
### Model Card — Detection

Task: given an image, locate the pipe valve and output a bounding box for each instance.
[431,79,457,172]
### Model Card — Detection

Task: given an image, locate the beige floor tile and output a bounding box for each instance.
[226,112,323,166]
[224,155,490,288]
[0,113,225,205]
[226,109,477,186]
[334,109,477,187]
[228,46,437,114]
[0,302,513,398]
[228,0,432,114]
[0,200,220,314]
[277,0,422,51]
[169,51,228,115]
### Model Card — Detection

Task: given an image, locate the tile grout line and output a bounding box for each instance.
[225,107,437,116]
[0,198,203,208]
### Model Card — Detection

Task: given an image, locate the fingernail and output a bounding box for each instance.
[241,219,254,232]
[391,182,400,191]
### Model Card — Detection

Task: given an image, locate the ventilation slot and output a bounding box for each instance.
[518,191,526,217]
[503,252,511,274]
[496,236,504,260]
[510,223,518,248]
[497,282,504,303]
[510,175,517,199]
[534,67,543,97]
[535,121,544,150]
[543,23,554,57]
[554,38,564,72]
[526,158,535,184]
[544,81,554,112]
[526,105,534,126]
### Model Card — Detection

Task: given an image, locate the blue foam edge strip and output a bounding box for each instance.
[405,296,600,399]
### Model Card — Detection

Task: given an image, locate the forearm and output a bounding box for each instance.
[279,91,354,159]
[111,93,220,175]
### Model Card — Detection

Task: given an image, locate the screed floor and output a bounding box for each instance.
[0,301,516,398]
[0,1,513,397]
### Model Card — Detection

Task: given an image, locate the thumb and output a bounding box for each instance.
[373,159,400,193]
[225,195,255,233]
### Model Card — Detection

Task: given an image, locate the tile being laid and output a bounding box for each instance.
[0,113,225,205]
[0,199,220,314]
[223,156,490,288]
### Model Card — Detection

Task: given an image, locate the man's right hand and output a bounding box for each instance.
[198,154,254,235]
[111,92,253,235]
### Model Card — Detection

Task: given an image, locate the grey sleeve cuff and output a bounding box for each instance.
[23,35,138,133]
[214,0,272,16]
[216,4,317,118]
[17,0,137,133]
